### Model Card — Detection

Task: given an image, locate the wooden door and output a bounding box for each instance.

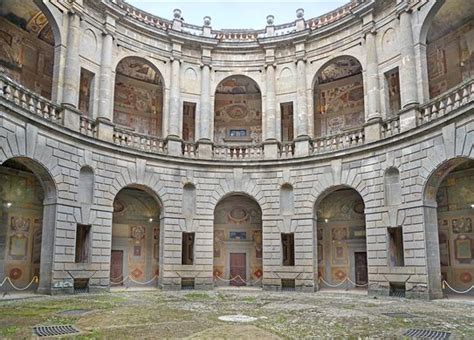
[110,250,124,285]
[230,253,246,286]
[355,252,368,286]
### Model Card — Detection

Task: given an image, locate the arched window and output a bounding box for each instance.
[214,75,262,144]
[0,1,57,98]
[113,57,164,136]
[313,56,364,137]
[426,0,474,98]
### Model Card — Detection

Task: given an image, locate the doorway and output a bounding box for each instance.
[355,252,368,286]
[230,253,246,286]
[110,250,124,285]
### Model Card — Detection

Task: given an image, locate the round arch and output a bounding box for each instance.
[313,184,367,291]
[421,156,474,298]
[213,75,263,144]
[0,156,58,294]
[213,192,263,286]
[312,56,365,138]
[113,56,166,137]
[111,184,164,288]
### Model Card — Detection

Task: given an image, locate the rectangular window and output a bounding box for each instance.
[282,233,295,266]
[280,102,294,142]
[182,102,196,142]
[388,227,404,267]
[182,232,195,265]
[75,224,91,263]
[79,68,95,116]
[385,68,401,115]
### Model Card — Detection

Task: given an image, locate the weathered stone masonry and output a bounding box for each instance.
[0,0,473,299]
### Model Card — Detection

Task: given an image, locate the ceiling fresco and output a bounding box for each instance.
[0,0,53,45]
[428,0,474,42]
[116,57,163,85]
[317,56,362,84]
[113,188,161,217]
[216,76,260,94]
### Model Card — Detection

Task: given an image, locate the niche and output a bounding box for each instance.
[78,166,94,204]
[385,167,401,206]
[280,183,294,216]
[183,183,196,218]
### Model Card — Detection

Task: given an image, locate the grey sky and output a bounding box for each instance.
[126,1,347,30]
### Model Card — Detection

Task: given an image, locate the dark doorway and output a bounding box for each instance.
[355,252,368,286]
[230,253,246,286]
[110,250,124,285]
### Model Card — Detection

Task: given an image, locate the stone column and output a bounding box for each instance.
[264,62,279,159]
[62,12,81,107]
[398,7,420,132]
[167,56,182,155]
[295,57,310,157]
[61,11,82,132]
[364,30,383,142]
[198,61,212,158]
[96,31,115,142]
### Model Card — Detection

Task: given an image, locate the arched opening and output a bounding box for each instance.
[0,157,56,293]
[0,0,57,99]
[214,76,262,145]
[113,57,164,137]
[314,187,367,291]
[426,0,474,98]
[213,194,262,287]
[111,187,162,287]
[425,158,474,296]
[313,56,364,137]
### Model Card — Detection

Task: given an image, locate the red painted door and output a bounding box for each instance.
[230,253,246,286]
[355,252,368,286]
[110,250,123,285]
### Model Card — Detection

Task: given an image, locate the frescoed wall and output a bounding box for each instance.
[0,2,54,99]
[314,57,364,137]
[113,57,164,136]
[214,76,262,144]
[0,165,43,287]
[427,19,474,98]
[436,161,474,289]
[213,195,262,285]
[316,189,366,286]
[112,188,160,284]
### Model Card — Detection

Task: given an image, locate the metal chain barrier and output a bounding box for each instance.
[318,276,368,288]
[215,274,262,286]
[442,280,474,294]
[0,276,39,291]
[110,275,158,286]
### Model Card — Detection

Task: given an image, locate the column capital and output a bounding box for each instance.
[295,55,307,64]
[264,62,276,69]
[169,55,182,64]
[362,22,377,39]
[395,1,412,18]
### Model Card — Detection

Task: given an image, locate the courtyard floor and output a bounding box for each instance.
[0,289,473,339]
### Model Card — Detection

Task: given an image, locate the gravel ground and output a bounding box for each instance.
[0,289,473,338]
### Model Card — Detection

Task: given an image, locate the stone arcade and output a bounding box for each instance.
[0,0,473,299]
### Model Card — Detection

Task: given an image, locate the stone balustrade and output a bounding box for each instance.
[381,116,401,138]
[311,128,365,155]
[182,142,198,158]
[213,144,264,160]
[113,127,167,154]
[418,78,473,126]
[279,142,295,159]
[1,73,472,162]
[0,73,62,125]
[80,116,97,138]
[306,0,360,30]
